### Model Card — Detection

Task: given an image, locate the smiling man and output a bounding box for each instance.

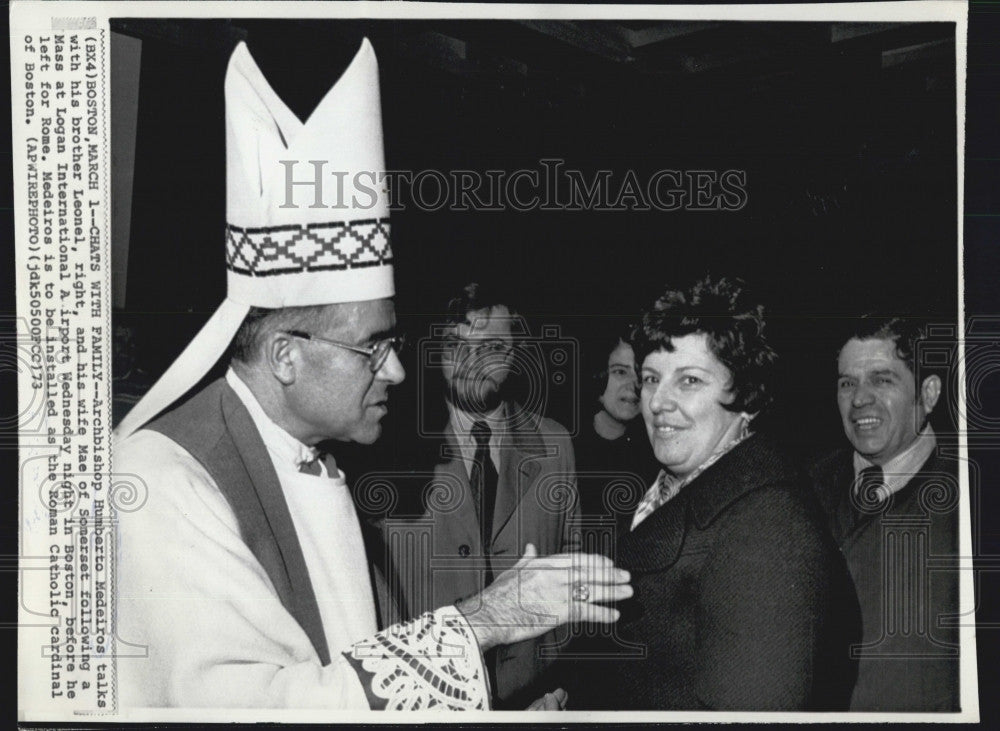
[810,316,960,712]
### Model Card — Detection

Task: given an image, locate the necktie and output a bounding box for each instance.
[471,421,498,585]
[849,465,885,528]
[299,457,322,476]
[299,452,335,476]
[845,465,885,535]
[470,420,502,706]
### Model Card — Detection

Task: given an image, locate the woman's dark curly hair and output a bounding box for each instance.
[586,324,638,403]
[631,276,777,414]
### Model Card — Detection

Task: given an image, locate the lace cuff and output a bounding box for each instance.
[343,606,490,710]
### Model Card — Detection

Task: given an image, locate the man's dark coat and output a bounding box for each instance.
[810,446,960,712]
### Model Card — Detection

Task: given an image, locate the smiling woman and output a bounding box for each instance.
[572,330,658,519]
[566,276,862,711]
[638,334,746,482]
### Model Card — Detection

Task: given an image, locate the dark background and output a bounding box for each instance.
[2,6,999,729]
[109,17,959,471]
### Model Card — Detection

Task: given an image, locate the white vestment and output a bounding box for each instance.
[114,372,489,710]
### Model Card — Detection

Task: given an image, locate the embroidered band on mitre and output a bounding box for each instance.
[114,39,393,440]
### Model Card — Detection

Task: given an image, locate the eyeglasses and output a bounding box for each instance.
[441,335,513,360]
[285,330,405,373]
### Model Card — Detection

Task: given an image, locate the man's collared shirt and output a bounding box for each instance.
[852,423,938,502]
[226,368,334,478]
[225,368,376,658]
[446,400,505,477]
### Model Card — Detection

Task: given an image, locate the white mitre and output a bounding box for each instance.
[115,38,393,440]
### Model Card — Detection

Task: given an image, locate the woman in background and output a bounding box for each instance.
[573,331,658,519]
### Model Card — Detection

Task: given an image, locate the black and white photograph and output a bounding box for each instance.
[11,1,983,722]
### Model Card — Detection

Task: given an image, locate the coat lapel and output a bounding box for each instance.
[492,405,546,542]
[829,453,859,541]
[615,435,800,572]
[686,434,800,530]
[149,380,332,665]
[217,385,332,665]
[436,407,550,546]
[616,493,688,571]
[438,428,482,548]
[838,451,941,543]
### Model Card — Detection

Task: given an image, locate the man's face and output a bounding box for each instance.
[599,340,640,423]
[440,305,514,414]
[286,298,405,445]
[836,337,937,465]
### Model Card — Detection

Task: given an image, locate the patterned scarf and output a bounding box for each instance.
[631,413,753,531]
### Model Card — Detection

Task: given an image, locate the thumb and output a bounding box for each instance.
[507,543,538,575]
[516,542,538,567]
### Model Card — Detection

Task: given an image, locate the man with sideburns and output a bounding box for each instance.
[393,282,581,709]
[810,316,960,711]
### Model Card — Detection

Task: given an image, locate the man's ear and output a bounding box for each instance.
[264,331,299,386]
[920,373,942,413]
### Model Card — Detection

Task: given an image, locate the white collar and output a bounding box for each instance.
[446,400,506,439]
[226,368,327,476]
[853,424,937,500]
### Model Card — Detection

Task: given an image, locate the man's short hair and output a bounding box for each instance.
[631,275,777,415]
[231,304,340,364]
[443,281,519,326]
[845,315,930,377]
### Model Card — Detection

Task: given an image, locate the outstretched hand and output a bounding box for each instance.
[456,543,632,652]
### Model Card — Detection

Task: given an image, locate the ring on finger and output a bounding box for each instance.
[572,583,591,602]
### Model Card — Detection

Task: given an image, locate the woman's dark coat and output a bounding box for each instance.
[568,434,860,710]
